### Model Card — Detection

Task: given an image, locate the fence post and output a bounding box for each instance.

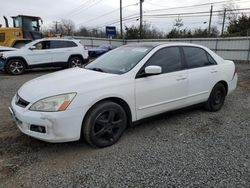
[215,39,219,53]
[91,38,93,48]
[109,38,111,46]
[247,38,250,62]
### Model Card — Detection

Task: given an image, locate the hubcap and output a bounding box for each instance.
[71,59,82,67]
[214,90,223,105]
[9,61,24,74]
[93,110,124,144]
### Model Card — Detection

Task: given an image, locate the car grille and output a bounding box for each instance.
[15,94,30,108]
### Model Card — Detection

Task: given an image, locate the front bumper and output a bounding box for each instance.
[10,96,85,143]
[0,58,6,71]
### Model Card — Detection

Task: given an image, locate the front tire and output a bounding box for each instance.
[5,59,26,75]
[83,101,127,148]
[68,56,83,68]
[205,83,226,112]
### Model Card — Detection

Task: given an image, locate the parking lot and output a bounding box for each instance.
[0,64,249,187]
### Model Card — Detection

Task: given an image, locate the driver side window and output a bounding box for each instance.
[145,47,182,74]
[33,41,50,50]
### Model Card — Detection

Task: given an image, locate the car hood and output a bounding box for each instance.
[1,48,25,56]
[0,46,17,52]
[18,68,118,102]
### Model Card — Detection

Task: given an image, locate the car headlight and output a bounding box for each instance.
[29,93,76,112]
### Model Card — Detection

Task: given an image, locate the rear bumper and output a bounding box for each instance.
[228,73,238,95]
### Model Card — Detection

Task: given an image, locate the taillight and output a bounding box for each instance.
[233,65,238,79]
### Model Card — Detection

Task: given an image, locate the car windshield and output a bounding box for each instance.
[21,41,36,49]
[85,46,153,74]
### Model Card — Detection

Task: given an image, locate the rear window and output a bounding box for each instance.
[50,41,77,49]
[66,41,77,47]
[183,47,215,68]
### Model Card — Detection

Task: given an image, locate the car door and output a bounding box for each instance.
[182,46,219,105]
[25,41,52,65]
[50,41,73,63]
[135,46,188,120]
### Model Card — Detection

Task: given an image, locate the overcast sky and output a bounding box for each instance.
[1,0,250,33]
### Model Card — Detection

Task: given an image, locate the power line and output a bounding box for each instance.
[89,0,234,29]
[144,0,246,13]
[144,11,250,19]
[89,1,250,30]
[143,8,250,17]
[95,15,140,29]
[78,3,139,26]
[67,0,102,18]
[64,0,92,17]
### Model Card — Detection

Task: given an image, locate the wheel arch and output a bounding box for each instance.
[81,97,133,136]
[68,54,89,65]
[217,80,228,95]
[68,54,84,62]
[5,56,28,70]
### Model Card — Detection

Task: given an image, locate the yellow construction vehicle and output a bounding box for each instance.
[0,15,43,48]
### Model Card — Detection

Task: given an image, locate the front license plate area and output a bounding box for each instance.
[9,107,16,122]
[8,107,22,125]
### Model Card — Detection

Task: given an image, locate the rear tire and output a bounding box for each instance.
[68,56,83,68]
[83,101,127,148]
[5,59,26,75]
[205,83,226,112]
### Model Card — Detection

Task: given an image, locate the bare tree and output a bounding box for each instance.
[217,0,239,26]
[58,19,76,36]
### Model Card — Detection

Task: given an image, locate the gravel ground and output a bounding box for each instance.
[0,65,249,188]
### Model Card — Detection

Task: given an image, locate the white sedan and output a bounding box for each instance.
[9,43,238,147]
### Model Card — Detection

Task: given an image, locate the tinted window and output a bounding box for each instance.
[33,41,50,50]
[50,41,67,49]
[67,41,77,47]
[145,47,182,73]
[183,47,214,68]
[50,41,77,49]
[207,53,217,65]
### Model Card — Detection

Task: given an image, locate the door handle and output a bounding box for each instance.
[210,69,218,73]
[176,76,187,81]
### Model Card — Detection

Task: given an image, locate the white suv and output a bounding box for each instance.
[0,38,89,75]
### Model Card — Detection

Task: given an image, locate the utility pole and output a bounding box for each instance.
[140,0,144,39]
[208,5,213,37]
[221,8,226,36]
[120,0,123,39]
[55,21,59,34]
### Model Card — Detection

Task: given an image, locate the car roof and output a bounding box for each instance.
[125,42,205,49]
[33,38,79,42]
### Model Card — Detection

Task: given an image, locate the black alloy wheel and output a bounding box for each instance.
[83,101,127,148]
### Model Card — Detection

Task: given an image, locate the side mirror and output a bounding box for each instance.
[144,65,162,76]
[29,46,36,50]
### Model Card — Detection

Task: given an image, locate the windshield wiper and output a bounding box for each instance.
[87,67,105,73]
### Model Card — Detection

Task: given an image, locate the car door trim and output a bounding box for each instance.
[137,90,209,110]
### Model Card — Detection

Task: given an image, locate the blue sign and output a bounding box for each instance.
[106,26,116,38]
